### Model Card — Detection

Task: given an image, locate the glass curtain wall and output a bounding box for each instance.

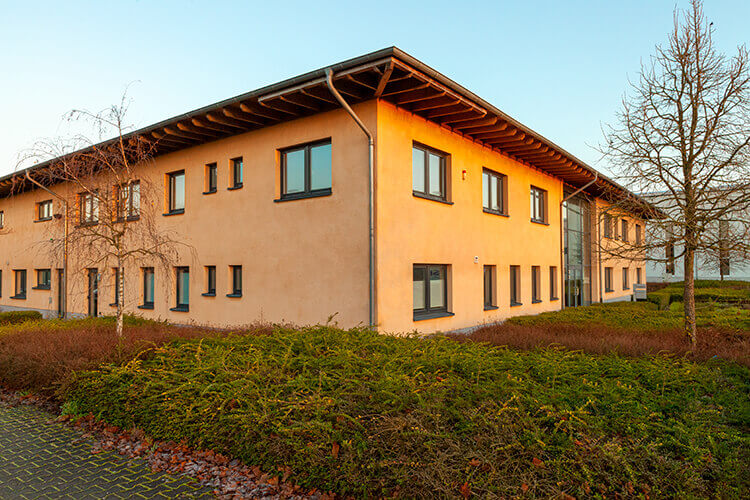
[563,193,592,307]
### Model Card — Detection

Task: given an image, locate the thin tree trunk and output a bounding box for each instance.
[683,247,697,350]
[116,255,124,343]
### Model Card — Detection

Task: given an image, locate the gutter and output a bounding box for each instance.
[24,172,67,319]
[325,68,376,328]
[559,173,599,308]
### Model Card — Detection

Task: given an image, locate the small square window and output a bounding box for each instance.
[37,200,53,221]
[35,269,51,289]
[413,264,449,319]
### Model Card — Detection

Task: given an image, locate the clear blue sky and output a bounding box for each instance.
[1,0,747,177]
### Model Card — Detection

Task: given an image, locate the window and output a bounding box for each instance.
[204,266,216,296]
[173,267,189,311]
[621,219,629,242]
[636,267,643,285]
[666,242,675,275]
[530,186,547,223]
[604,267,613,292]
[229,265,242,297]
[0,210,4,228]
[37,200,53,221]
[413,264,449,319]
[412,143,448,202]
[117,181,140,220]
[35,269,51,289]
[280,140,332,200]
[482,169,506,215]
[79,192,98,224]
[141,267,155,309]
[510,265,521,306]
[603,214,613,238]
[483,265,496,309]
[635,224,642,245]
[112,268,122,306]
[205,163,218,194]
[13,270,27,299]
[622,267,630,290]
[167,170,185,214]
[531,266,541,303]
[230,157,243,189]
[550,266,559,300]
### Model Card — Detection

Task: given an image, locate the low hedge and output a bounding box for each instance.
[648,281,750,309]
[0,310,43,326]
[62,326,750,498]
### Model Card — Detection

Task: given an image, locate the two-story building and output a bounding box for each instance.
[0,47,648,333]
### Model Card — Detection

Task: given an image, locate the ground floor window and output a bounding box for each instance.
[549,266,558,300]
[204,266,216,296]
[636,267,642,285]
[13,270,27,299]
[531,266,541,303]
[173,267,189,311]
[604,267,613,292]
[509,265,521,306]
[35,269,51,289]
[622,267,630,290]
[142,267,155,308]
[229,265,242,297]
[483,265,496,309]
[413,264,449,319]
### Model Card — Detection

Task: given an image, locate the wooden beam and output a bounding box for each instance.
[494,137,535,149]
[221,109,265,126]
[280,94,319,112]
[206,113,251,129]
[382,80,429,97]
[192,117,241,134]
[177,122,221,138]
[257,98,302,116]
[474,129,520,141]
[151,131,192,145]
[239,102,284,121]
[425,103,469,119]
[396,88,442,105]
[327,79,367,100]
[346,73,378,91]
[374,63,394,97]
[453,117,498,131]
[466,123,512,135]
[163,126,205,141]
[409,96,459,113]
[502,141,544,154]
[301,87,337,104]
[440,110,486,124]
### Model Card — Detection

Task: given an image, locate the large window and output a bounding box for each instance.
[229,265,242,297]
[622,267,630,290]
[79,192,98,224]
[230,157,243,189]
[142,267,155,309]
[549,266,558,300]
[531,266,541,303]
[117,181,140,220]
[205,163,218,194]
[509,265,521,306]
[412,144,448,202]
[13,270,27,299]
[173,267,189,311]
[530,186,547,224]
[35,269,51,289]
[167,171,185,214]
[483,265,496,309]
[280,140,332,200]
[413,264,449,319]
[621,219,629,242]
[204,266,216,296]
[482,169,506,215]
[37,200,53,221]
[604,267,613,292]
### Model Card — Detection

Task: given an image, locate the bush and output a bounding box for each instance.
[649,280,750,305]
[0,310,43,326]
[61,326,750,498]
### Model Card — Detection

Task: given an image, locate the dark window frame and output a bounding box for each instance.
[166,170,185,215]
[412,143,449,203]
[413,264,451,320]
[140,267,155,309]
[78,191,99,225]
[550,266,559,301]
[530,186,547,224]
[116,181,140,221]
[36,200,53,221]
[279,139,332,201]
[483,265,497,310]
[635,224,642,245]
[482,168,507,216]
[203,266,216,297]
[621,219,629,242]
[229,157,243,190]
[172,266,190,312]
[604,267,614,293]
[228,265,242,297]
[622,267,630,290]
[531,265,542,303]
[636,267,643,285]
[12,269,27,299]
[0,210,4,229]
[510,265,522,306]
[204,163,218,194]
[33,268,51,290]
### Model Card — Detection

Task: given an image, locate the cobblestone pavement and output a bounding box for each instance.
[0,403,214,499]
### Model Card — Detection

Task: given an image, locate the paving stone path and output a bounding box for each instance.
[0,403,214,499]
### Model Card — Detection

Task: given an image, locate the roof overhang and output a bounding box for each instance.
[0,46,646,206]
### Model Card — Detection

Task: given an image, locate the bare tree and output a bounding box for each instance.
[16,94,185,341]
[600,0,750,349]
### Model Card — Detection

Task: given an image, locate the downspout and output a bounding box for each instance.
[559,173,599,308]
[24,171,68,319]
[325,68,376,327]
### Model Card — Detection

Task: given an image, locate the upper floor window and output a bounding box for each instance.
[412,143,448,202]
[35,269,51,289]
[230,157,243,189]
[0,210,4,228]
[117,181,140,220]
[621,219,629,242]
[79,192,98,224]
[167,170,185,214]
[12,270,26,299]
[635,224,642,245]
[37,200,53,221]
[413,264,449,319]
[280,140,332,200]
[205,163,218,194]
[482,169,507,215]
[603,214,613,238]
[530,186,547,224]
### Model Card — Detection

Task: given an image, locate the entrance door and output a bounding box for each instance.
[87,269,99,317]
[57,269,65,318]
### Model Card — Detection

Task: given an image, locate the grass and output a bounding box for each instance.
[61,326,750,498]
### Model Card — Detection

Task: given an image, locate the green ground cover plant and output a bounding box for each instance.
[648,280,750,309]
[62,326,750,498]
[0,310,42,326]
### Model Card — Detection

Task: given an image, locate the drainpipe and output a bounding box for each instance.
[325,68,376,327]
[559,173,599,308]
[24,171,68,319]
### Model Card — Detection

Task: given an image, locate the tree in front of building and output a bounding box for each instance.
[601,0,750,349]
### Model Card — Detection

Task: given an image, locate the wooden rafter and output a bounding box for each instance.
[206,113,250,129]
[239,102,284,121]
[374,63,394,97]
[177,122,221,138]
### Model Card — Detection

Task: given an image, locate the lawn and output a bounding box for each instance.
[61,326,750,498]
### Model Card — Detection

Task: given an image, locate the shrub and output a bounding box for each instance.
[0,310,43,326]
[62,326,750,498]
